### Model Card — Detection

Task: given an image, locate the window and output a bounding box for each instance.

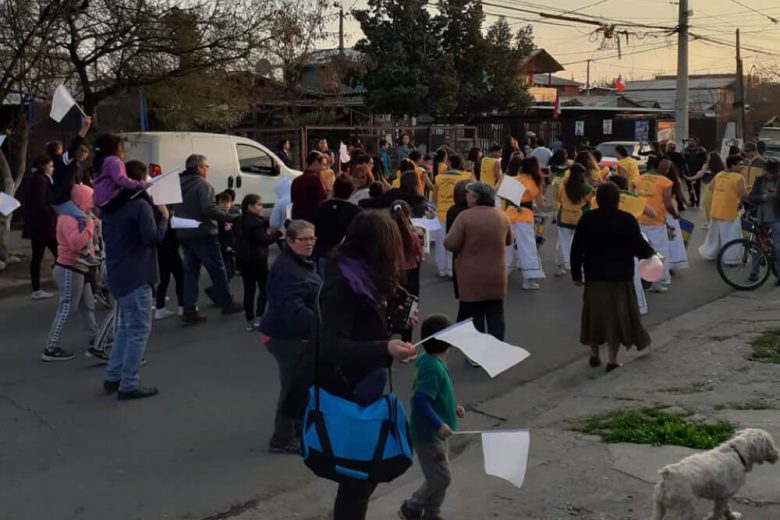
[237,144,275,175]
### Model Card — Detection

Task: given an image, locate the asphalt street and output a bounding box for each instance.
[0,206,734,520]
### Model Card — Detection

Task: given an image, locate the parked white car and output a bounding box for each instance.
[122,132,301,206]
[596,141,653,172]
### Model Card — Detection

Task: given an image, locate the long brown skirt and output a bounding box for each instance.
[580,280,650,350]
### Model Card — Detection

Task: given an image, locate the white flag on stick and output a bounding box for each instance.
[482,430,530,488]
[339,141,351,164]
[0,192,21,216]
[496,175,526,207]
[146,168,182,205]
[432,319,530,378]
[0,134,6,147]
[50,85,85,122]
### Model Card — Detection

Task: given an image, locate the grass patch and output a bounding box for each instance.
[658,381,714,394]
[570,407,735,449]
[750,328,780,364]
[714,401,777,411]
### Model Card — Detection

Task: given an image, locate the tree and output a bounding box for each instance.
[483,17,534,114]
[354,0,458,116]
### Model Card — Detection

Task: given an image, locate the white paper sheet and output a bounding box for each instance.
[410,218,442,233]
[434,320,530,378]
[496,175,526,207]
[147,168,182,205]
[171,216,201,229]
[0,192,21,216]
[0,134,6,147]
[482,430,530,488]
[339,141,351,164]
[50,85,83,122]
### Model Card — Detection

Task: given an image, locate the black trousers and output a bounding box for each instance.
[401,265,420,342]
[334,480,377,520]
[156,245,183,309]
[457,299,505,341]
[30,238,57,291]
[237,258,269,322]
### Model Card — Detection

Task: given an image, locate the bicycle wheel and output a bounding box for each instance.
[716,238,771,290]
[94,305,117,351]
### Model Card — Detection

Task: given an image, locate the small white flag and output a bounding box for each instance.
[410,217,442,233]
[339,141,351,164]
[170,216,201,229]
[496,175,526,208]
[0,192,21,216]
[0,134,6,147]
[482,430,530,488]
[147,168,182,205]
[433,319,530,378]
[50,85,84,122]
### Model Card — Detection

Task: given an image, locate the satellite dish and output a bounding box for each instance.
[255,59,272,77]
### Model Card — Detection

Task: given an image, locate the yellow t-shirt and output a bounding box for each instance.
[504,175,539,224]
[435,162,447,179]
[480,157,500,188]
[616,157,640,188]
[320,168,335,192]
[434,170,471,222]
[391,166,426,195]
[551,169,570,208]
[591,191,647,221]
[557,184,592,228]
[710,171,743,222]
[637,173,673,227]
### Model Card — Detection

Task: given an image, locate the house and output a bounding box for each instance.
[518,49,568,103]
[533,74,582,97]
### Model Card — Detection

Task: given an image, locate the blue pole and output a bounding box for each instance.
[138,92,148,132]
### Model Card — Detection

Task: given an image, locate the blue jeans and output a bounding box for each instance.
[181,237,232,313]
[105,285,152,392]
[772,222,780,278]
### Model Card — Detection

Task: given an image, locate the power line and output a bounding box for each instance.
[560,43,671,65]
[726,0,779,24]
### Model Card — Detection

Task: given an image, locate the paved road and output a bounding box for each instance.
[0,207,734,520]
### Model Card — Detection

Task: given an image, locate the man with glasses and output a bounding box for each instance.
[173,154,243,324]
[290,151,328,223]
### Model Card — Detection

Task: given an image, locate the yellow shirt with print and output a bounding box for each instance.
[710,171,743,222]
[591,191,647,221]
[637,173,673,227]
[434,170,472,223]
[480,157,500,188]
[320,168,335,192]
[504,175,539,224]
[617,157,640,188]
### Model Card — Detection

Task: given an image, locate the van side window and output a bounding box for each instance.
[237,144,275,175]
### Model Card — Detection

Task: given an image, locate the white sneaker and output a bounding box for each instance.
[522,280,541,290]
[701,223,710,230]
[650,283,668,293]
[6,255,21,265]
[31,290,54,300]
[177,306,184,316]
[154,308,176,320]
[554,267,567,277]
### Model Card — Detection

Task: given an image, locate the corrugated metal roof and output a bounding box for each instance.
[619,89,719,111]
[625,77,735,91]
[533,74,581,87]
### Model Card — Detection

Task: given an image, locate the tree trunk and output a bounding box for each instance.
[0,149,14,263]
[15,104,30,191]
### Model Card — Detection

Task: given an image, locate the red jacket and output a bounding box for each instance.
[291,170,327,223]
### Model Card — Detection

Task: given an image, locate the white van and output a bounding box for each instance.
[122,132,300,206]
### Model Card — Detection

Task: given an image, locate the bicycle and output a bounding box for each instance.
[92,264,118,354]
[716,208,777,290]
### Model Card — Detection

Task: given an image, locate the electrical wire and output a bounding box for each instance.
[725,0,779,24]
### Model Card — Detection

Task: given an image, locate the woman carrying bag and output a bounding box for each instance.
[316,210,417,520]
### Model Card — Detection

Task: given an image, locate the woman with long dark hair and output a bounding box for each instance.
[574,150,602,185]
[687,152,726,229]
[432,148,448,184]
[503,157,546,290]
[664,161,690,272]
[361,170,427,218]
[318,211,417,520]
[555,163,593,276]
[389,200,423,342]
[467,147,482,180]
[501,135,520,172]
[23,155,58,300]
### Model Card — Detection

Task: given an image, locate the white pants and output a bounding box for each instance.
[633,259,648,315]
[665,215,689,270]
[556,226,575,270]
[641,225,671,285]
[506,222,546,279]
[434,226,452,276]
[698,218,742,263]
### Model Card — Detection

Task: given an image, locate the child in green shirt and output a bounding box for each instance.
[399,314,465,520]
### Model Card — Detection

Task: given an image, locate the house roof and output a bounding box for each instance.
[624,76,735,91]
[520,49,564,74]
[533,74,581,87]
[618,89,723,111]
[560,95,643,108]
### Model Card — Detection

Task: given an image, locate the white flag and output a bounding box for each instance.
[147,168,182,205]
[410,217,441,233]
[170,216,201,229]
[482,430,530,488]
[0,134,6,147]
[50,85,83,122]
[434,320,530,378]
[339,141,351,164]
[0,192,21,216]
[496,175,526,207]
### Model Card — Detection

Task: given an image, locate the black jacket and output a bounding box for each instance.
[358,188,426,218]
[312,199,362,259]
[317,259,392,399]
[684,146,707,178]
[235,213,277,263]
[570,208,655,283]
[171,169,234,242]
[50,135,85,205]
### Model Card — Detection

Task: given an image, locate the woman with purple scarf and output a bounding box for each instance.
[318,210,417,520]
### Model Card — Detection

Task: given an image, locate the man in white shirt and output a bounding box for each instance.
[531,138,554,182]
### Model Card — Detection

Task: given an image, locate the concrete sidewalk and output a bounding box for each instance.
[234,288,780,520]
[0,229,53,297]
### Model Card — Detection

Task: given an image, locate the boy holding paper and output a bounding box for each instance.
[400,314,465,520]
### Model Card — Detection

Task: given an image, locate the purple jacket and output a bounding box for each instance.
[92,156,145,207]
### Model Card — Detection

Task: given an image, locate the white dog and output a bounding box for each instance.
[651,428,779,520]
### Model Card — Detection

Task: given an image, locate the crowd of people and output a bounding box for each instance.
[13,124,780,519]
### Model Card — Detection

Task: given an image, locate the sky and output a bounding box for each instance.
[323,0,780,85]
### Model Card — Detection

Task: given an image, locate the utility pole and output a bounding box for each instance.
[735,28,746,140]
[586,59,591,96]
[338,5,345,54]
[674,0,689,147]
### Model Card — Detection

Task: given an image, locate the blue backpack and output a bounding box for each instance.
[300,286,413,483]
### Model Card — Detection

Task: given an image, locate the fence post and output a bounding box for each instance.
[299,126,307,169]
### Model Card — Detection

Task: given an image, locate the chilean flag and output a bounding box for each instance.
[552,90,561,119]
[614,75,625,92]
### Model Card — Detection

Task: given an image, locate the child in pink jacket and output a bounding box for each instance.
[42,184,100,361]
